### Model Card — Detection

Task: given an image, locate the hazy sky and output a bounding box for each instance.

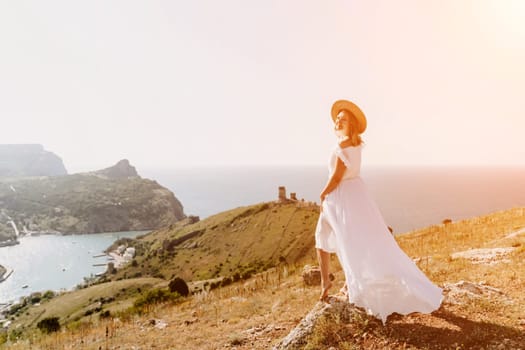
[1,1,524,172]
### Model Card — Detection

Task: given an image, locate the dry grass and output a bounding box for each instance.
[5,265,331,349]
[302,207,525,349]
[395,207,525,328]
[3,207,525,349]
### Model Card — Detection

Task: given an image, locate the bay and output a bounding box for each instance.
[0,231,146,304]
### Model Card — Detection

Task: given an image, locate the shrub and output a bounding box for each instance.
[220,277,233,287]
[232,272,241,282]
[8,329,23,341]
[8,303,25,316]
[133,288,180,309]
[0,331,7,345]
[241,269,254,280]
[42,290,55,300]
[152,271,165,279]
[168,277,189,297]
[37,316,61,334]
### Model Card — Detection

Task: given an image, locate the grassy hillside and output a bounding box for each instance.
[110,201,320,283]
[1,200,320,336]
[6,278,164,330]
[2,206,524,349]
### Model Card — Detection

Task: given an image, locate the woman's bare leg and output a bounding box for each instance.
[317,248,332,301]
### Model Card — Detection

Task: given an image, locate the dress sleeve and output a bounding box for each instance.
[334,146,351,168]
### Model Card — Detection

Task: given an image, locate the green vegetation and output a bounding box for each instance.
[7,278,164,335]
[168,277,189,296]
[36,317,60,334]
[0,168,184,240]
[133,288,181,312]
[113,201,319,284]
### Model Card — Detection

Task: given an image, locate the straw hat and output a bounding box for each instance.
[331,100,367,134]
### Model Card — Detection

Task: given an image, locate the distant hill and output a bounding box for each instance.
[0,160,185,241]
[0,144,67,177]
[112,200,319,282]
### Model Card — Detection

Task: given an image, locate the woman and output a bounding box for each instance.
[315,99,443,324]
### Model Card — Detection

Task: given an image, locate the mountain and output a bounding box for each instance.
[0,144,67,177]
[0,160,185,241]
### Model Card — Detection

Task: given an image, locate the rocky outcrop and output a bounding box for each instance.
[0,160,185,240]
[442,280,514,305]
[91,159,138,179]
[275,280,520,350]
[0,144,67,177]
[273,296,370,350]
[301,265,335,286]
[451,247,516,265]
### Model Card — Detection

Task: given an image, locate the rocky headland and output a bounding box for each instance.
[0,144,67,178]
[0,159,185,242]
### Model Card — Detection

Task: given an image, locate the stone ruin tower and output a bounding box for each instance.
[278,186,298,203]
[278,186,287,202]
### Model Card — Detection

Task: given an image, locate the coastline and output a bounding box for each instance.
[0,230,145,304]
[0,239,19,248]
[106,252,126,270]
[0,264,13,283]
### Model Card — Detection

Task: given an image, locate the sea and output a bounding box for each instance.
[1,165,524,304]
[0,231,145,304]
[140,165,525,234]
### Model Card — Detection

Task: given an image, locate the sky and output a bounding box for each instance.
[1,0,524,173]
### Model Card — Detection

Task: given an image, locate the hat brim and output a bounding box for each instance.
[331,100,367,134]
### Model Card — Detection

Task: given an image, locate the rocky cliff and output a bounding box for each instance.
[0,160,185,241]
[91,159,138,179]
[0,144,67,177]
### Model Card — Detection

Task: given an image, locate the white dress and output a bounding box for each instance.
[315,144,443,323]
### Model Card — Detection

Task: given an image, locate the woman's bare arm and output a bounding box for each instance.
[320,156,347,203]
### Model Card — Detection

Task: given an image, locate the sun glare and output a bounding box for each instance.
[479,0,525,49]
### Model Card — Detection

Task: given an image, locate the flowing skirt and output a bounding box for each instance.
[315,176,443,323]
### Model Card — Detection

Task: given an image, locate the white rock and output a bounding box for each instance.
[125,247,136,257]
[451,247,515,265]
[154,319,167,330]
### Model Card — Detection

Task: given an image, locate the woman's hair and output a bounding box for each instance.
[342,109,364,146]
